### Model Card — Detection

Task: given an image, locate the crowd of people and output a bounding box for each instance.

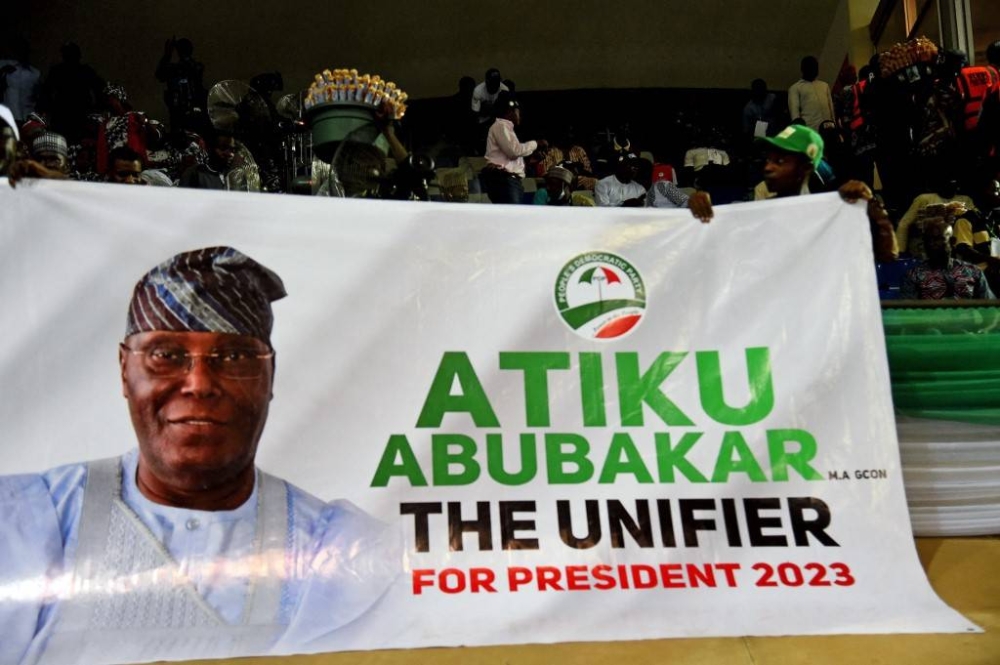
[3,36,1000,301]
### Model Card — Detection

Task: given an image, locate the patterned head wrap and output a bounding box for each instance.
[104,82,128,104]
[31,131,68,158]
[125,247,287,344]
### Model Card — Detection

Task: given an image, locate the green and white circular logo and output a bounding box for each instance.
[554,252,646,340]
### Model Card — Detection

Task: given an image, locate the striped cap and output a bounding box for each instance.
[31,131,68,158]
[125,247,286,343]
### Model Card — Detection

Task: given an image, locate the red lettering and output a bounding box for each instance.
[469,567,497,593]
[716,562,741,587]
[617,564,630,589]
[592,564,616,589]
[412,569,436,595]
[687,563,717,587]
[565,565,591,590]
[659,563,685,588]
[632,564,658,589]
[508,566,533,591]
[439,568,467,593]
[537,566,565,591]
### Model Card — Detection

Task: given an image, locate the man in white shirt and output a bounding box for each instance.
[788,56,835,130]
[481,92,544,204]
[595,153,646,207]
[471,68,509,126]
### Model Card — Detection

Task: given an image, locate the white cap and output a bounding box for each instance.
[0,104,19,141]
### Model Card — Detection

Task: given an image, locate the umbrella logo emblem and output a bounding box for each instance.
[554,252,646,340]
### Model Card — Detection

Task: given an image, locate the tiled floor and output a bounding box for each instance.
[192,537,999,665]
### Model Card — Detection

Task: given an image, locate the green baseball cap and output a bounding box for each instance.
[758,125,824,168]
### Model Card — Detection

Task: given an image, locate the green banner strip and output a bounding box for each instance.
[883,306,1000,426]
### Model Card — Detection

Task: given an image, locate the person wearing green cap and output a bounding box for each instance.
[688,124,898,263]
[752,124,826,200]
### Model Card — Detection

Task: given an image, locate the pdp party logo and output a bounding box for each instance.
[554,252,646,340]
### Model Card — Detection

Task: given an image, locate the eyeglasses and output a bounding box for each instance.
[121,343,274,379]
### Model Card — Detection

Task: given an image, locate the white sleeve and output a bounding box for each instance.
[595,179,612,206]
[0,474,63,665]
[275,500,403,650]
[495,123,537,159]
[788,83,801,121]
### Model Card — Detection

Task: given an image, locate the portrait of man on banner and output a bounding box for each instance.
[0,246,401,665]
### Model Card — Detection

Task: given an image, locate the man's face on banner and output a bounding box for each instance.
[120,330,273,495]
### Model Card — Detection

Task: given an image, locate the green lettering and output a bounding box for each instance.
[499,352,570,427]
[697,348,774,426]
[486,433,538,485]
[711,431,767,482]
[579,352,606,427]
[598,432,654,483]
[416,352,499,428]
[767,429,823,481]
[654,431,707,483]
[370,434,428,487]
[616,352,693,427]
[545,432,594,484]
[431,434,481,485]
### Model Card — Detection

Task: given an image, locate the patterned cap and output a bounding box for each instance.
[31,131,68,158]
[757,125,824,168]
[546,166,574,185]
[125,247,287,343]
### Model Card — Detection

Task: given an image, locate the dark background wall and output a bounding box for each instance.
[7,0,844,126]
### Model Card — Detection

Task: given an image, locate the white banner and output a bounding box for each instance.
[0,180,979,665]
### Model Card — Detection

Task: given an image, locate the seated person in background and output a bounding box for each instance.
[539,131,597,190]
[178,129,235,190]
[94,83,163,176]
[645,166,690,209]
[7,127,71,185]
[900,218,995,299]
[29,130,70,176]
[595,153,645,207]
[107,145,145,184]
[683,130,730,176]
[533,165,594,207]
[951,179,1000,294]
[895,178,976,255]
[689,124,898,263]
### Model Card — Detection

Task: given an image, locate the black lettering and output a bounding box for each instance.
[607,500,653,548]
[788,497,839,546]
[679,498,717,547]
[400,502,442,553]
[744,498,788,546]
[720,498,742,546]
[447,501,493,551]
[655,499,677,547]
[557,499,602,549]
[499,500,538,550]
